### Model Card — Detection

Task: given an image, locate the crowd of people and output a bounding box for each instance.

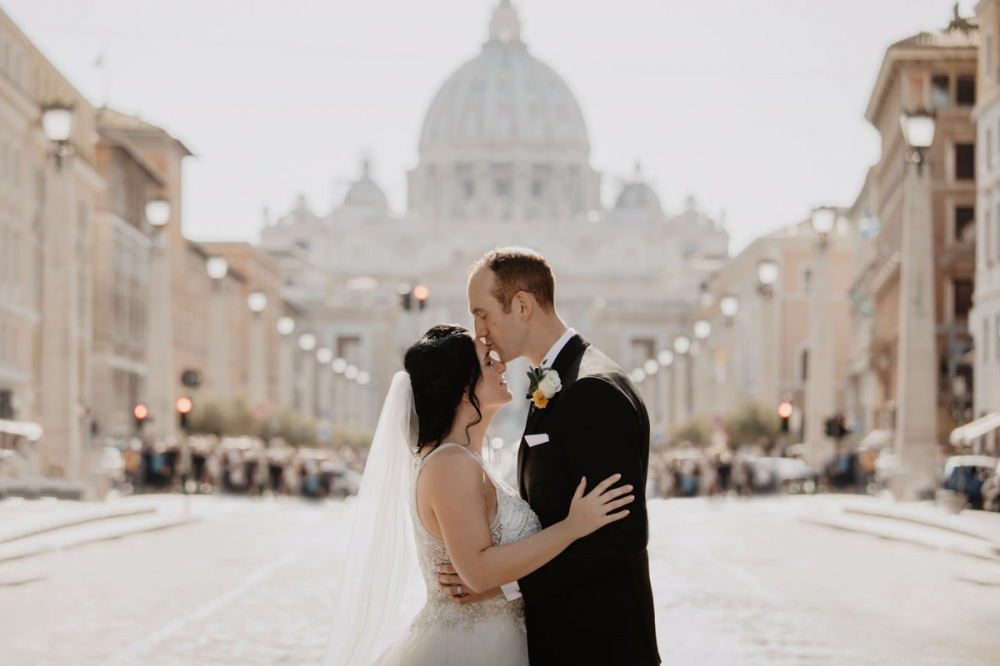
[117,436,365,499]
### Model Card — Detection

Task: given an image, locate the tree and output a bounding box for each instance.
[725,400,780,452]
[671,416,710,447]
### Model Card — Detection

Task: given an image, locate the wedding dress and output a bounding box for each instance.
[373,442,541,666]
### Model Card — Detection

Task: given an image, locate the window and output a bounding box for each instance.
[986,207,993,264]
[801,349,809,382]
[531,178,544,199]
[463,179,475,200]
[931,75,950,107]
[955,206,975,242]
[987,129,994,167]
[0,389,12,419]
[985,319,991,365]
[953,279,974,321]
[956,144,975,180]
[495,179,510,198]
[802,268,813,296]
[957,75,976,105]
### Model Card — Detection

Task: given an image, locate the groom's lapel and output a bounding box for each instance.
[518,334,589,495]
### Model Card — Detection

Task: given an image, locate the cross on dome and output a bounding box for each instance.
[489,0,522,43]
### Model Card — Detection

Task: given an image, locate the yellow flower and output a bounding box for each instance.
[532,390,549,409]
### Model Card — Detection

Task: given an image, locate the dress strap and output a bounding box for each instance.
[418,442,477,468]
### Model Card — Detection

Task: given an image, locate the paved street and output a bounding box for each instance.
[0,495,997,665]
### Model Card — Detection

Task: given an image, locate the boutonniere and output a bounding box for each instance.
[526,368,562,410]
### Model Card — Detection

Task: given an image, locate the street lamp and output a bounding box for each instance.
[643,359,659,376]
[357,371,371,386]
[757,259,779,297]
[657,350,674,367]
[42,105,75,161]
[345,365,359,380]
[900,111,936,174]
[144,195,173,442]
[206,257,229,393]
[247,291,268,408]
[277,316,295,336]
[332,358,348,374]
[276,316,295,408]
[804,207,837,469]
[699,282,713,308]
[720,295,739,323]
[298,333,316,352]
[893,109,939,499]
[317,347,333,365]
[811,207,837,247]
[146,198,171,228]
[757,258,780,409]
[248,291,267,314]
[206,257,228,282]
[631,368,647,384]
[673,335,691,355]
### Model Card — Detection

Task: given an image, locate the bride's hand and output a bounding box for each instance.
[564,474,634,539]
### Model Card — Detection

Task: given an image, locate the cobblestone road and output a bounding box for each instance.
[0,495,997,665]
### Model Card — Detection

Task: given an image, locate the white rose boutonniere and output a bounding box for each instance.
[526,368,562,410]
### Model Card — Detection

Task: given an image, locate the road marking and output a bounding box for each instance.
[106,549,302,664]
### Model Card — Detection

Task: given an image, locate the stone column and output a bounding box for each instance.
[278,333,295,409]
[893,161,939,500]
[804,240,835,469]
[758,294,778,409]
[39,154,81,481]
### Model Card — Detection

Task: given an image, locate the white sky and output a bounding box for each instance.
[3,0,978,253]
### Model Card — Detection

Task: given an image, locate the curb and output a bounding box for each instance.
[0,515,201,565]
[0,504,157,546]
[842,504,1000,547]
[800,513,1000,563]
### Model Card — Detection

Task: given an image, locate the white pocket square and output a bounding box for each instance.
[525,433,549,447]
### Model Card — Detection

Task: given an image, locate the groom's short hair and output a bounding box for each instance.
[472,247,555,314]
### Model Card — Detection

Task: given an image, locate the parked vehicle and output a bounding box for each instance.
[941,455,998,510]
[981,461,1000,512]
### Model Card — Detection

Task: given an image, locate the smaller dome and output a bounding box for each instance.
[343,160,388,211]
[614,163,661,213]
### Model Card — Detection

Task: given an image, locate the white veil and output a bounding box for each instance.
[326,371,419,665]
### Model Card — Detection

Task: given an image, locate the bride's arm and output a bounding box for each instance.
[421,448,632,594]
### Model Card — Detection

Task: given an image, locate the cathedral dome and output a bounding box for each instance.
[614,164,662,214]
[418,1,590,154]
[343,160,388,211]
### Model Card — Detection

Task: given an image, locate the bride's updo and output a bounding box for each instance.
[404,324,484,454]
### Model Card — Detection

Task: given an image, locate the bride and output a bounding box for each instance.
[328,324,634,665]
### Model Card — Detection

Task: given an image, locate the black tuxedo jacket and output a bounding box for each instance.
[517,334,660,665]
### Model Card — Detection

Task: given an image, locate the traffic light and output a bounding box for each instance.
[133,404,148,433]
[778,401,793,434]
[414,284,430,311]
[176,397,193,433]
[399,284,413,311]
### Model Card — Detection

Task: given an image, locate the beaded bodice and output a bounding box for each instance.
[410,443,542,632]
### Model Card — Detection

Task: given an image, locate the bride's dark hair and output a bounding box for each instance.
[404,324,484,454]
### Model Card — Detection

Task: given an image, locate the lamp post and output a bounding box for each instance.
[894,111,939,500]
[691,319,711,421]
[206,257,229,394]
[657,349,674,432]
[39,105,83,483]
[332,357,347,427]
[316,347,333,421]
[345,364,359,429]
[298,333,317,418]
[804,207,837,470]
[276,316,295,409]
[720,295,740,415]
[144,196,175,444]
[673,335,691,426]
[248,292,268,411]
[757,259,779,410]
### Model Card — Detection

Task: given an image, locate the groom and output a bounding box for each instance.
[440,247,660,664]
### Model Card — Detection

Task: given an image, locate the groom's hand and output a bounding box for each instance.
[435,563,501,605]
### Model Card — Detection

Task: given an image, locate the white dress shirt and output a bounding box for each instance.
[501,327,576,602]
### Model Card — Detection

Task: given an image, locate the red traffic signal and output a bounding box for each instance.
[133,404,149,420]
[176,397,193,414]
[778,401,793,419]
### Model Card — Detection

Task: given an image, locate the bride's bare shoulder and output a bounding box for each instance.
[418,446,483,492]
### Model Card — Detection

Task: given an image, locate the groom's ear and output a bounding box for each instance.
[515,291,532,321]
